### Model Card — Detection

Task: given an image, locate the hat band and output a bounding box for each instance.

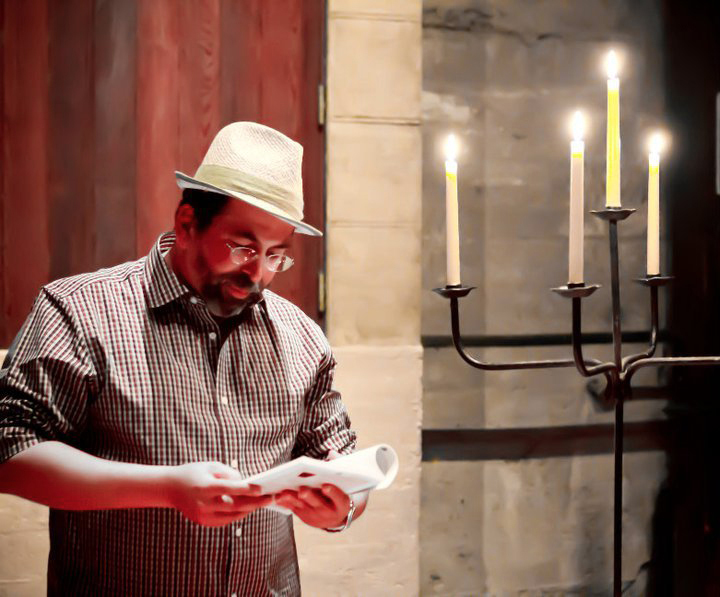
[194,164,303,221]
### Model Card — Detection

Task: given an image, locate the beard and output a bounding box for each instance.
[193,253,264,318]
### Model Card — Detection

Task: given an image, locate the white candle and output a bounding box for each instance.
[605,50,621,208]
[647,133,663,276]
[445,135,461,286]
[569,111,585,284]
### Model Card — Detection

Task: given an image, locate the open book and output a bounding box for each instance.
[242,444,399,514]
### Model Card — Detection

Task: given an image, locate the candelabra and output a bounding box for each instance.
[434,207,720,597]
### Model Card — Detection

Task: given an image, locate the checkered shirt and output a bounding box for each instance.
[0,232,356,596]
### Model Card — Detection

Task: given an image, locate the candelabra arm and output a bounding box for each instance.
[621,284,660,370]
[440,289,606,372]
[571,296,616,378]
[625,354,720,388]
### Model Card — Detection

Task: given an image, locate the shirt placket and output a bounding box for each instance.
[215,319,246,597]
[190,297,242,596]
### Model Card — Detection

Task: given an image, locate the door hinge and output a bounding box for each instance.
[318,83,326,127]
[318,270,326,314]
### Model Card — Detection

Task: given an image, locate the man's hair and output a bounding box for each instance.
[179,188,231,232]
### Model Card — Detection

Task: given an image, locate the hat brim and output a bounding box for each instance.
[174,171,322,237]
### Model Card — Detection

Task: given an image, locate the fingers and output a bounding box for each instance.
[274,490,305,513]
[319,484,350,511]
[207,462,243,479]
[205,481,262,496]
[275,486,337,514]
[213,494,273,513]
[297,486,333,510]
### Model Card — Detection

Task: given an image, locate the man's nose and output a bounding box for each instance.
[242,256,264,283]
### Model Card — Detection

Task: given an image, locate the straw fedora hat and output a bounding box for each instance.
[174,122,321,237]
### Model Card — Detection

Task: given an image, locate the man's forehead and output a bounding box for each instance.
[217,199,294,237]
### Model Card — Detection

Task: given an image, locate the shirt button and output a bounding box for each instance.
[220,396,229,406]
[209,331,217,341]
[190,296,198,304]
[231,593,238,597]
[230,459,239,469]
[235,527,242,537]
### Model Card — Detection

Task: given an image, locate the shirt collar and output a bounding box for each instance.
[143,232,191,309]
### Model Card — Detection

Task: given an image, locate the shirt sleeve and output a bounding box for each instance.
[0,288,98,464]
[292,346,357,460]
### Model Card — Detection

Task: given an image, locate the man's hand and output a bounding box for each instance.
[167,462,272,527]
[273,484,352,529]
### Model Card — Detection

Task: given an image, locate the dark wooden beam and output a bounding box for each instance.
[422,331,670,348]
[422,420,671,461]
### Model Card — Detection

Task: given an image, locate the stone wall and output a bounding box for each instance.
[294,1,424,595]
[421,0,668,594]
[0,349,50,597]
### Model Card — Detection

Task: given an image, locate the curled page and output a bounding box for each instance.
[242,444,399,513]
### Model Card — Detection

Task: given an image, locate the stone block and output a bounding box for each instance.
[481,344,667,429]
[423,28,487,94]
[327,225,421,345]
[327,122,421,227]
[329,0,420,20]
[421,451,663,594]
[328,18,421,121]
[0,495,48,534]
[424,343,666,430]
[420,461,485,595]
[296,346,421,596]
[422,0,659,41]
[482,451,664,593]
[423,346,486,429]
[0,528,48,596]
[334,345,423,449]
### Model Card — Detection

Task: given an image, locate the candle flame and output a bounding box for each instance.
[445,134,458,161]
[571,111,585,141]
[606,50,619,79]
[649,132,665,155]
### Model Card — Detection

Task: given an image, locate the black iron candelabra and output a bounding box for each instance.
[434,207,720,597]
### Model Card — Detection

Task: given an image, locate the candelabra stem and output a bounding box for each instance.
[613,385,624,597]
[609,221,623,369]
[608,218,624,597]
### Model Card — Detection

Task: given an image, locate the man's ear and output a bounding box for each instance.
[174,204,196,249]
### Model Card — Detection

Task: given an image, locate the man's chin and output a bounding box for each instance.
[205,289,262,318]
[206,299,248,319]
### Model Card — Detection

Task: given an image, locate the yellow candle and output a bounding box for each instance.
[647,133,663,276]
[569,112,585,284]
[445,135,461,286]
[605,51,621,208]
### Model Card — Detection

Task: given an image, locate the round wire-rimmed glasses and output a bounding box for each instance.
[225,243,294,272]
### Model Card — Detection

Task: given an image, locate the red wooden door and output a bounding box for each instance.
[0,0,325,346]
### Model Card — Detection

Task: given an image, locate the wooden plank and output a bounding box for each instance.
[252,0,325,323]
[220,0,326,321]
[2,0,50,340]
[136,0,180,255]
[297,0,326,325]
[94,0,137,266]
[48,0,95,280]
[0,0,6,344]
[422,421,671,462]
[257,1,303,136]
[177,0,221,176]
[219,0,262,123]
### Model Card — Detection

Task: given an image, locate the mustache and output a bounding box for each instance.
[223,274,262,294]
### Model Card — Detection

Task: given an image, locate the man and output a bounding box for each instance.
[0,122,364,596]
